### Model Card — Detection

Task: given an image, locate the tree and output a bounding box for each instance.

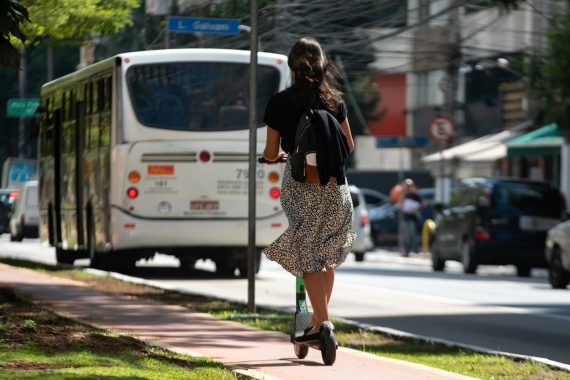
[0,0,29,69]
[524,12,570,139]
[20,0,139,46]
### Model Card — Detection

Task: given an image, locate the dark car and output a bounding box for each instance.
[431,178,566,277]
[0,189,19,234]
[369,188,435,246]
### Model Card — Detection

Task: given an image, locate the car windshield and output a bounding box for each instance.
[492,182,565,217]
[127,62,280,131]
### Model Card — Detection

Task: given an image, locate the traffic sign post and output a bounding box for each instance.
[429,116,455,204]
[7,98,39,117]
[429,116,454,142]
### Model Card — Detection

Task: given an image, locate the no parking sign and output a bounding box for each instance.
[429,116,454,142]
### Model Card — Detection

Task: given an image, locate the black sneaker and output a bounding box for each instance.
[295,326,319,343]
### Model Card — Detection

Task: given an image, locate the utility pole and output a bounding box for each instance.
[18,46,27,158]
[247,0,259,314]
[438,0,461,204]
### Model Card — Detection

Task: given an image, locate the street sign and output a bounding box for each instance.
[376,136,428,148]
[429,116,454,141]
[7,98,40,117]
[167,17,240,35]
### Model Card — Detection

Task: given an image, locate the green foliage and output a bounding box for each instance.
[20,319,36,331]
[491,0,521,11]
[0,0,30,68]
[20,0,140,46]
[523,12,570,138]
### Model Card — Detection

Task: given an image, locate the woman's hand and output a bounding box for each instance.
[264,151,287,164]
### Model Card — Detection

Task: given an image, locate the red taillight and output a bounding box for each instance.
[360,213,369,228]
[473,228,491,241]
[199,151,211,162]
[9,191,19,200]
[269,187,281,199]
[127,187,139,199]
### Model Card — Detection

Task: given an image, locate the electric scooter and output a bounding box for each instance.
[258,156,337,365]
[291,277,337,365]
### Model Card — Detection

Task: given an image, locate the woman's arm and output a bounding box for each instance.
[263,126,283,161]
[340,118,355,153]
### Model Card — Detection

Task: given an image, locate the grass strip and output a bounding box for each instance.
[0,285,238,380]
[2,258,570,379]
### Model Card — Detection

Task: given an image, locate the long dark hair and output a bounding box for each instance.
[288,37,342,110]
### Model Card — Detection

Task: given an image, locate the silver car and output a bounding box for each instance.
[349,185,374,262]
[545,216,570,289]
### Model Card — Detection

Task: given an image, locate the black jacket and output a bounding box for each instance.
[313,110,350,186]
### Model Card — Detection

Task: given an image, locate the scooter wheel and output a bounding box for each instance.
[320,326,337,365]
[294,343,309,359]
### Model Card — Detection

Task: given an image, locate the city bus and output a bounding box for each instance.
[38,49,289,275]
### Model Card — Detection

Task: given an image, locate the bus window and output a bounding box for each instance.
[126,62,280,131]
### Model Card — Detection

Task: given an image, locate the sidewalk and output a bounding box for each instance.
[0,263,475,380]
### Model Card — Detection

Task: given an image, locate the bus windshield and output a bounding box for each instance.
[126,62,280,131]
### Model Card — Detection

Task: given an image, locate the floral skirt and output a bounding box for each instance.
[263,162,355,278]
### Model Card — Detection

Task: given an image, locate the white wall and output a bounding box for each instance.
[353,136,412,170]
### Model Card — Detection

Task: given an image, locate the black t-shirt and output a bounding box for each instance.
[263,87,348,153]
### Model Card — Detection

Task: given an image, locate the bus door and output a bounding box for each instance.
[75,100,86,248]
[53,108,63,245]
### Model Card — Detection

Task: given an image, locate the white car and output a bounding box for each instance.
[545,217,570,289]
[349,185,374,262]
[9,180,39,241]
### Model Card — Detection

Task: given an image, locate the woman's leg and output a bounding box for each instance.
[324,266,335,304]
[304,270,329,333]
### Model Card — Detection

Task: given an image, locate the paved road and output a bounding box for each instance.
[2,236,570,365]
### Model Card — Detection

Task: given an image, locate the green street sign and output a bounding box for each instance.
[7,98,40,117]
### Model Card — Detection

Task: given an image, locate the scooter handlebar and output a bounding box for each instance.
[258,156,287,164]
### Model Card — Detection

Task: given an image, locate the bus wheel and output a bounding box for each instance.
[87,214,106,270]
[216,260,237,277]
[237,250,261,277]
[179,257,196,270]
[56,247,75,265]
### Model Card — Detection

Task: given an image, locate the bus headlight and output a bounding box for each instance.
[128,170,141,183]
[268,171,280,183]
[127,187,139,199]
[269,187,280,199]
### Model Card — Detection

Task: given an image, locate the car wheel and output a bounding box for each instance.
[461,238,478,274]
[354,252,365,262]
[516,264,532,278]
[548,247,570,289]
[430,238,445,272]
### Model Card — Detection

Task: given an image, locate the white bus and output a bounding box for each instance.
[38,49,289,275]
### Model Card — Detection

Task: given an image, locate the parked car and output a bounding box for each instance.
[9,180,39,241]
[349,185,374,262]
[358,188,389,211]
[0,189,19,234]
[431,178,566,276]
[545,215,570,289]
[369,188,435,246]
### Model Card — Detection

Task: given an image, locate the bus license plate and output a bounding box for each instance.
[190,200,219,210]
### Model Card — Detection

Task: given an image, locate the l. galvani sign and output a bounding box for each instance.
[429,116,455,142]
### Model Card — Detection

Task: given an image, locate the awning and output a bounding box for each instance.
[506,123,563,157]
[422,121,531,164]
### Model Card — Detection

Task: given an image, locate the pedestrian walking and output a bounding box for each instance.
[398,179,424,257]
[261,37,356,342]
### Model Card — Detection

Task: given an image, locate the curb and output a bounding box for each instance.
[82,266,570,373]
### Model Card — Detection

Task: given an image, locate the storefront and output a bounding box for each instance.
[505,123,564,185]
